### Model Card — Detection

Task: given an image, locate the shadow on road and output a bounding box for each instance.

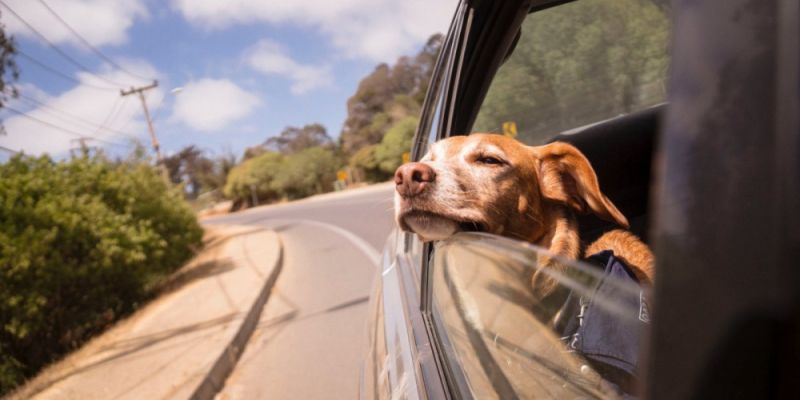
[12,313,240,400]
[157,258,236,295]
[257,295,370,331]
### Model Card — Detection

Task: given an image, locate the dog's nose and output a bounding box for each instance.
[395,162,436,198]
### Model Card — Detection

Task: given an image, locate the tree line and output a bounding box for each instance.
[165,34,443,210]
[172,0,670,210]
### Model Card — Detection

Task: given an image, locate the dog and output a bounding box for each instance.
[394,133,654,296]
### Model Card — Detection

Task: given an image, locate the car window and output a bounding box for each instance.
[430,233,650,398]
[472,0,670,145]
[406,23,453,279]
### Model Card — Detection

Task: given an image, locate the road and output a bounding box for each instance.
[204,182,396,399]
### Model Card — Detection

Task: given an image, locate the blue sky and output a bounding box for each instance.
[0,0,455,160]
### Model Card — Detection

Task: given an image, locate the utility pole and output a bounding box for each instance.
[121,81,162,163]
[69,137,95,157]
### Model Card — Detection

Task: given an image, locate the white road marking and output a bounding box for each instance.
[263,218,381,267]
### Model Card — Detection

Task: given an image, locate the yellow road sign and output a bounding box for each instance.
[402,152,411,164]
[337,170,348,182]
[502,121,518,138]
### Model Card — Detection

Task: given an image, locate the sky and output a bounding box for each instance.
[0,0,456,160]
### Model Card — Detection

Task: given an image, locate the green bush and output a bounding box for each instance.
[223,152,284,206]
[349,144,386,182]
[374,116,418,175]
[224,147,342,205]
[270,147,340,199]
[0,154,203,394]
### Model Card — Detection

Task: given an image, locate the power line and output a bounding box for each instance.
[4,105,129,147]
[109,97,138,134]
[15,93,139,139]
[0,0,134,89]
[104,96,136,131]
[0,144,21,154]
[89,96,124,136]
[16,49,119,91]
[34,0,154,83]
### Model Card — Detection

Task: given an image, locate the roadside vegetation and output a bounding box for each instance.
[473,0,669,143]
[169,0,670,211]
[166,34,442,210]
[0,150,202,393]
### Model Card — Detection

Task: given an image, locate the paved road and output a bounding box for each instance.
[205,183,396,399]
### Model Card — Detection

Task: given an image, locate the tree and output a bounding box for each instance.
[0,12,19,131]
[473,0,669,144]
[270,147,340,199]
[162,146,218,199]
[374,116,418,174]
[348,144,383,183]
[204,150,237,195]
[339,34,443,155]
[223,152,284,207]
[264,123,332,154]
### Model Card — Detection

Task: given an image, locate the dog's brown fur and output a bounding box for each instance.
[394,133,654,295]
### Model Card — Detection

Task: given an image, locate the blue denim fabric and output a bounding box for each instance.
[558,250,650,397]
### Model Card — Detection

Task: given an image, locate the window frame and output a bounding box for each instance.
[410,0,546,397]
[412,0,670,397]
[396,2,473,398]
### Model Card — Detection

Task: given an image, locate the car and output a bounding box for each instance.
[362,0,799,399]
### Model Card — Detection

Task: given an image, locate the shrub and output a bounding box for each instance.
[349,144,387,182]
[223,152,284,206]
[374,116,418,174]
[270,147,340,199]
[0,154,202,394]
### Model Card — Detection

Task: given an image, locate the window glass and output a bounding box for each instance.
[431,234,650,398]
[407,43,449,277]
[473,0,670,145]
[412,55,448,161]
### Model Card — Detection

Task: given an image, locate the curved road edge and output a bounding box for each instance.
[190,228,284,400]
[13,225,284,400]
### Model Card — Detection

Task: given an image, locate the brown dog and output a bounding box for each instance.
[394,133,654,295]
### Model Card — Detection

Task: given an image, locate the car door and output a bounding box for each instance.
[408,0,670,398]
[367,0,798,398]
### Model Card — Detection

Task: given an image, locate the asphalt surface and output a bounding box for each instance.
[205,183,396,399]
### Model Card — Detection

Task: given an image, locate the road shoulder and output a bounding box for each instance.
[8,225,283,400]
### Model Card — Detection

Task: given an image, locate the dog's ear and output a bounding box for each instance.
[532,142,629,228]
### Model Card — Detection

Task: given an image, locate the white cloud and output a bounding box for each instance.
[244,39,331,95]
[169,79,260,132]
[171,0,455,62]
[2,0,147,48]
[0,61,162,156]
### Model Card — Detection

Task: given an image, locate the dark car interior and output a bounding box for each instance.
[551,105,661,245]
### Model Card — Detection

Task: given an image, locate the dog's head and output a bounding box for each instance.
[394,133,628,242]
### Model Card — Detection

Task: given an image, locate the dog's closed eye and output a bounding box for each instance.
[475,155,505,165]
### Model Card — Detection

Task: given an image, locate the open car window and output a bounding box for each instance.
[472,0,670,145]
[418,1,667,396]
[430,233,650,399]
